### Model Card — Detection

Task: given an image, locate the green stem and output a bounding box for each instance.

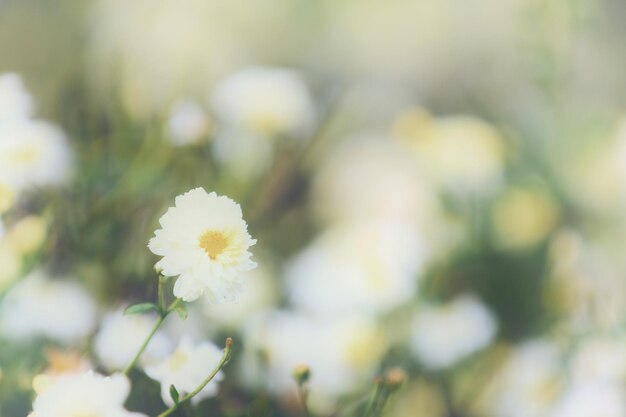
[297,386,312,417]
[157,338,233,417]
[122,296,183,376]
[365,380,389,417]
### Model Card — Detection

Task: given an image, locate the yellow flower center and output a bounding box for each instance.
[166,349,189,371]
[198,230,229,259]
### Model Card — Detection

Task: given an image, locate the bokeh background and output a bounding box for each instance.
[2,0,626,416]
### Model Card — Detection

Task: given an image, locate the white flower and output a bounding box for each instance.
[94,307,172,371]
[167,100,211,146]
[286,221,425,316]
[313,137,438,226]
[0,120,72,191]
[241,311,386,411]
[410,294,496,370]
[148,188,257,302]
[0,73,34,122]
[492,340,563,417]
[211,66,314,137]
[29,371,146,417]
[0,270,97,344]
[550,382,625,417]
[144,338,225,406]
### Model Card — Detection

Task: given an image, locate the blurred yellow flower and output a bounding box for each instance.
[492,186,559,250]
[148,188,256,302]
[394,109,505,193]
[7,215,47,254]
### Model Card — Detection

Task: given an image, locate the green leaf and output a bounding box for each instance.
[169,384,180,404]
[174,303,188,320]
[124,303,161,316]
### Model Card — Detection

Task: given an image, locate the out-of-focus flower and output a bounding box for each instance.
[148,188,256,302]
[201,265,278,330]
[211,66,314,137]
[242,312,386,411]
[569,336,626,385]
[410,294,497,370]
[94,308,172,371]
[491,340,563,417]
[42,349,92,376]
[6,215,47,254]
[0,73,34,122]
[313,137,437,226]
[550,382,625,417]
[29,371,146,417]
[0,270,97,344]
[491,186,559,250]
[547,229,626,330]
[167,100,212,146]
[286,221,425,316]
[393,109,505,193]
[144,338,224,406]
[0,121,72,192]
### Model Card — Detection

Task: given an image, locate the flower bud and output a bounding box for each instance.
[384,367,407,392]
[292,364,311,386]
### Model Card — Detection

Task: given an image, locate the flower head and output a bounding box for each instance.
[148,188,256,302]
[29,371,146,417]
[0,270,97,344]
[94,307,172,371]
[144,338,225,406]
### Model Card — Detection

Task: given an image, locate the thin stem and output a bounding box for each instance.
[157,338,233,417]
[158,275,166,311]
[296,386,312,417]
[365,380,389,417]
[122,296,183,376]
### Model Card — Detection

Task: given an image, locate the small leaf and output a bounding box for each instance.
[174,303,188,320]
[169,384,180,404]
[124,303,161,316]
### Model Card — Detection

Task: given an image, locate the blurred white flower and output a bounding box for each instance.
[0,121,72,191]
[550,382,625,417]
[167,100,211,146]
[286,220,425,316]
[410,294,496,370]
[569,336,626,385]
[144,338,224,406]
[242,311,386,411]
[148,187,256,302]
[211,66,314,137]
[29,371,146,417]
[94,307,172,371]
[394,110,505,193]
[0,270,97,344]
[492,340,563,417]
[313,137,438,226]
[201,265,278,330]
[0,73,34,122]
